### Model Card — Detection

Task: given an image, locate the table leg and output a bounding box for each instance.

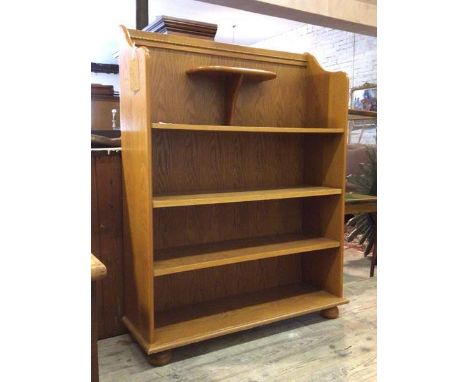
[92,282,99,381]
[370,238,377,277]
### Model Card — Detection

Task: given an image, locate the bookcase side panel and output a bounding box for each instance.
[303,55,349,298]
[120,44,155,342]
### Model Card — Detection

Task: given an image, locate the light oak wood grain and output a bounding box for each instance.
[153,123,344,134]
[119,25,349,360]
[154,235,340,276]
[186,65,277,81]
[151,284,347,353]
[186,66,276,125]
[152,131,304,195]
[119,31,155,343]
[153,186,342,208]
[126,28,308,67]
[224,73,243,125]
[98,249,376,381]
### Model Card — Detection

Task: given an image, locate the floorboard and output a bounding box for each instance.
[98,248,376,381]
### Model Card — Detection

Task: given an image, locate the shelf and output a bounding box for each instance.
[186,65,277,81]
[153,122,344,134]
[154,234,340,276]
[153,186,342,208]
[150,284,348,352]
[186,65,277,125]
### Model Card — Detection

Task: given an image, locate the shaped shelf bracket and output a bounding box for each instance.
[186,66,276,125]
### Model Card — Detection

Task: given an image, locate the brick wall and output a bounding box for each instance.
[251,25,376,89]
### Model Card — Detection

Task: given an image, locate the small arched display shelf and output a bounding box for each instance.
[186,65,277,125]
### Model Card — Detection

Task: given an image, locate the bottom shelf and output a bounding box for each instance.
[148,284,348,353]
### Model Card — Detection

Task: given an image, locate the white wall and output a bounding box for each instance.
[252,24,376,89]
[91,72,120,93]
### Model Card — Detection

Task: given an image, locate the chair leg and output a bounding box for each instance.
[370,240,377,277]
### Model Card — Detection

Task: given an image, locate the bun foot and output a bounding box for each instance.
[148,350,172,366]
[320,306,339,319]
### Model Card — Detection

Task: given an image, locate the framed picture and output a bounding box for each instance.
[350,83,377,111]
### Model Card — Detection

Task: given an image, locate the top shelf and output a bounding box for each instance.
[186,66,277,81]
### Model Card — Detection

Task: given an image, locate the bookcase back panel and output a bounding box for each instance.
[302,195,342,240]
[152,130,304,194]
[153,199,305,250]
[147,48,309,127]
[301,248,343,297]
[154,256,302,312]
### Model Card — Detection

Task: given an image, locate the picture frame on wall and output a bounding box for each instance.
[350,83,377,111]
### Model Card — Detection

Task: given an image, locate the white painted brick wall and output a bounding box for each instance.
[251,25,376,89]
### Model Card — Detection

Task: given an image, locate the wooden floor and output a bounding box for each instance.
[98,248,376,381]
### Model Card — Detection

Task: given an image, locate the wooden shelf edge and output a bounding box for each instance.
[122,316,152,355]
[153,236,340,277]
[153,187,342,208]
[91,254,107,281]
[148,287,349,353]
[186,65,277,81]
[153,123,344,134]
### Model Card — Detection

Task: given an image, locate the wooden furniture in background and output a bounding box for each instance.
[144,15,217,40]
[119,26,349,365]
[91,85,120,131]
[348,109,377,120]
[91,148,126,338]
[345,193,377,215]
[91,254,107,382]
[345,193,377,276]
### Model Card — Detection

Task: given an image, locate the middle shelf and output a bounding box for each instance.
[154,234,340,276]
[153,123,344,134]
[153,186,342,208]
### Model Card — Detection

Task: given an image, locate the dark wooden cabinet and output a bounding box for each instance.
[91,149,126,339]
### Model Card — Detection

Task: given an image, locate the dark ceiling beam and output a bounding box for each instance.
[136,0,149,30]
[91,63,119,74]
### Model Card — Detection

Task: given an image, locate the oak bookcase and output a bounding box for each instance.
[118,25,349,365]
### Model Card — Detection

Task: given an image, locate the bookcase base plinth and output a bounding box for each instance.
[148,351,173,366]
[320,306,340,319]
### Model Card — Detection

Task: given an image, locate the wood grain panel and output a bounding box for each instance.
[302,54,349,298]
[186,66,277,80]
[153,235,340,276]
[154,256,302,312]
[152,130,304,195]
[153,199,303,250]
[150,284,348,352]
[127,28,308,67]
[119,42,155,342]
[147,48,308,127]
[91,151,126,339]
[153,123,344,133]
[153,187,341,208]
[119,25,348,357]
